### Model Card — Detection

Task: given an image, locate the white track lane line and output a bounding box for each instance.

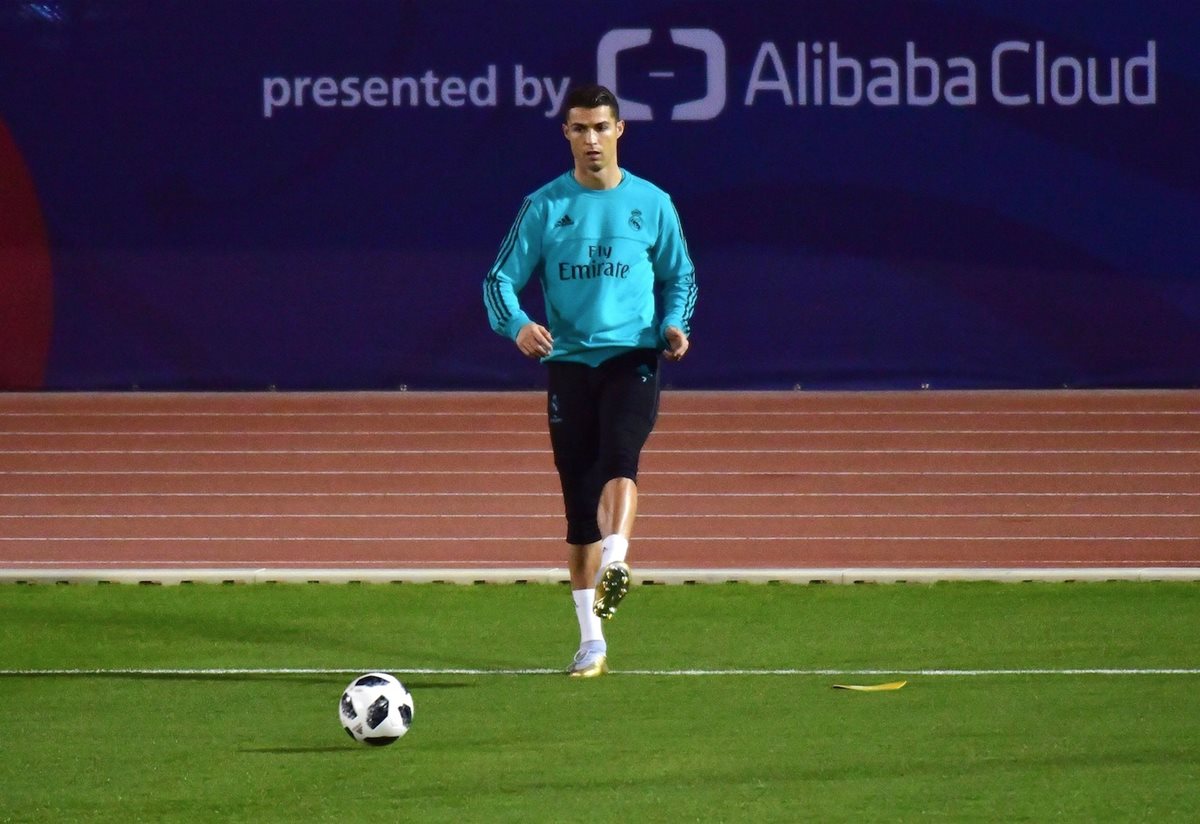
[1,513,1195,519]
[3,448,1198,454]
[2,428,1195,435]
[2,491,1195,498]
[1,409,1196,417]
[1,535,1195,542]
[3,469,1194,476]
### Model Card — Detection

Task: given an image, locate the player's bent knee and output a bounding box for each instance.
[566,517,602,546]
[600,462,641,486]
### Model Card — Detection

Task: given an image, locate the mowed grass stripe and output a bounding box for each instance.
[2,582,1199,822]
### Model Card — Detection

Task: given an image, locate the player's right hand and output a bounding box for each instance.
[516,322,554,359]
[662,326,689,361]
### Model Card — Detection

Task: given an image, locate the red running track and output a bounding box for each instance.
[0,390,1197,577]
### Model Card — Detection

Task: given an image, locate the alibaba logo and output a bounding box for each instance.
[597,28,727,121]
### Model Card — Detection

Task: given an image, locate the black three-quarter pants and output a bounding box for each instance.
[546,348,661,546]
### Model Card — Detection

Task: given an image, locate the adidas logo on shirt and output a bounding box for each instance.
[554,214,574,228]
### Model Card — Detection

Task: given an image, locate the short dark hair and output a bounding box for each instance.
[561,84,620,122]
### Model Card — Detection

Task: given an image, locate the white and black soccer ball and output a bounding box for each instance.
[339,672,414,746]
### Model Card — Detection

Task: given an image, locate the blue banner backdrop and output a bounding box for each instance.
[1,1,1197,390]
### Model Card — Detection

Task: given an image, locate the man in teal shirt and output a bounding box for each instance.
[484,84,697,677]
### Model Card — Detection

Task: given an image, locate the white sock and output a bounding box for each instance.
[573,588,604,645]
[600,534,629,570]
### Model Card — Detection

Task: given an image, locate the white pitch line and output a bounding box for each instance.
[1,667,1197,677]
[617,668,1200,676]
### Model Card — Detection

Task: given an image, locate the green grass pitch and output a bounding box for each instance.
[2,581,1198,822]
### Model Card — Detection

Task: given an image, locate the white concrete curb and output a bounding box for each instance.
[1,567,1198,585]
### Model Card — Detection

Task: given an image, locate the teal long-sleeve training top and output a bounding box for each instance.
[483,169,697,367]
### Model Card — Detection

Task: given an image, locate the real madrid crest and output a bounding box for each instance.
[628,209,643,231]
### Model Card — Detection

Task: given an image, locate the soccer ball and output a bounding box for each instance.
[338,672,414,746]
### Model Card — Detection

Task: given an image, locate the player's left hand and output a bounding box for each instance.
[662,326,689,362]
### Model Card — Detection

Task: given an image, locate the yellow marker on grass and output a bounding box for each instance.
[832,680,908,692]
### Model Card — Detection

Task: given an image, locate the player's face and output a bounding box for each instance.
[563,106,624,174]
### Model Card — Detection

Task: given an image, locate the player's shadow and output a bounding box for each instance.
[2,672,339,685]
[389,679,477,690]
[238,745,368,755]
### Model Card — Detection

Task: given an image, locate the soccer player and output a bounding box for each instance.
[483,84,697,678]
